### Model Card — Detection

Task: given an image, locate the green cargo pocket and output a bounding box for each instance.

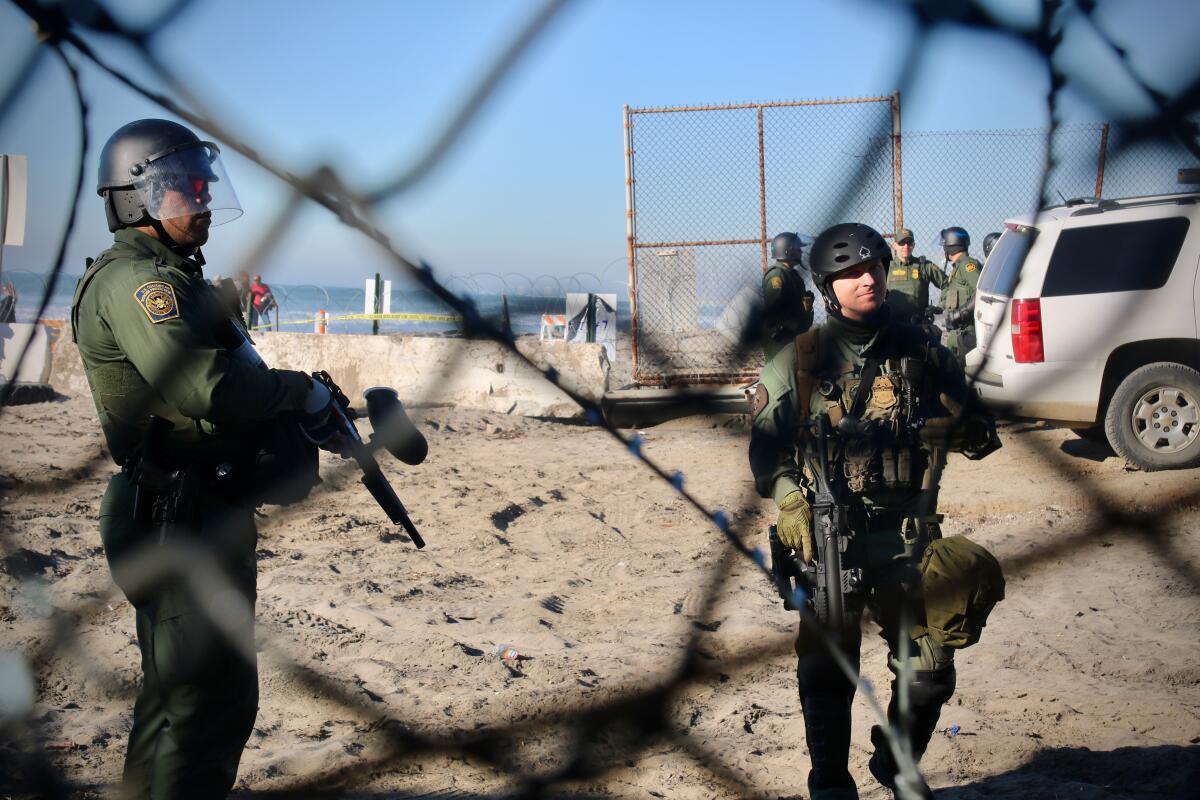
[916,535,1005,649]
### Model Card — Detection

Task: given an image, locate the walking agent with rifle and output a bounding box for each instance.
[749,222,1005,800]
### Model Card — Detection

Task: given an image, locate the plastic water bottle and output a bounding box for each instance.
[491,643,519,663]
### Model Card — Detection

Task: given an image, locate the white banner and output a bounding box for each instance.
[1,155,28,247]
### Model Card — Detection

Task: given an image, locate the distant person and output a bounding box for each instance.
[249,274,275,329]
[982,231,1001,260]
[74,118,349,796]
[761,232,815,359]
[886,227,948,329]
[937,226,982,364]
[235,269,252,324]
[0,282,16,323]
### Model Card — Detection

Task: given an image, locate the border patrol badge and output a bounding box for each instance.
[870,375,898,410]
[749,383,769,418]
[911,268,920,279]
[135,281,180,323]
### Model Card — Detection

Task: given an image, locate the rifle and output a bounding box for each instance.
[801,414,862,630]
[766,414,864,628]
[311,372,426,549]
[216,316,427,549]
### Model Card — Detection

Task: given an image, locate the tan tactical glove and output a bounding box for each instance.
[919,392,983,450]
[777,491,814,563]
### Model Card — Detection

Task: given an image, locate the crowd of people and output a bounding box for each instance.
[211,271,276,329]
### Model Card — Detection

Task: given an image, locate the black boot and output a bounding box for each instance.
[869,667,955,796]
[800,692,857,800]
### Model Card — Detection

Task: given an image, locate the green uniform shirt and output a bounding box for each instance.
[748,313,994,508]
[939,254,982,312]
[72,228,310,464]
[885,255,949,324]
[761,260,814,359]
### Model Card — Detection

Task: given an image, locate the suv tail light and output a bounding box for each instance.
[1011,298,1044,364]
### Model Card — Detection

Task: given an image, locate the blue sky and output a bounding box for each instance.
[1,0,1198,291]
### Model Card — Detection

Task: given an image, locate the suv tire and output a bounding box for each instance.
[1104,362,1200,471]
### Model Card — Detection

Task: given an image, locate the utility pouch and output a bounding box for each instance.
[250,414,321,506]
[915,534,1004,648]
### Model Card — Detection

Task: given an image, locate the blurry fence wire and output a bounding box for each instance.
[624,96,900,386]
[2,0,1200,797]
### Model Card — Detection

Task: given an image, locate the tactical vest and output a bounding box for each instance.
[793,325,932,496]
[941,256,980,311]
[886,259,929,323]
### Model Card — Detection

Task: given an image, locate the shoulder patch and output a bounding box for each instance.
[750,383,770,419]
[134,281,180,323]
[965,263,977,272]
[770,275,783,289]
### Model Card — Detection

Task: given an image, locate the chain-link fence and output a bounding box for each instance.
[629,113,1200,386]
[625,96,899,385]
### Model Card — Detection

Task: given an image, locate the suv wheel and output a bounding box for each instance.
[1105,362,1200,471]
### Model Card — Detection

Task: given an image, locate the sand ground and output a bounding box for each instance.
[1,394,1198,798]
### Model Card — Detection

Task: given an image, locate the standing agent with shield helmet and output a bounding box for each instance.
[748,222,1004,799]
[73,118,354,797]
[936,226,982,364]
[761,231,816,359]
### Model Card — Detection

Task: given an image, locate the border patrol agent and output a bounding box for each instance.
[885,227,947,327]
[748,223,1003,800]
[936,227,981,363]
[74,119,341,798]
[762,232,815,359]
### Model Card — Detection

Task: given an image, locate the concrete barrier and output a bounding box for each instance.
[50,329,610,419]
[0,323,53,384]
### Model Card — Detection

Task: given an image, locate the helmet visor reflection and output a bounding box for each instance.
[131,144,242,226]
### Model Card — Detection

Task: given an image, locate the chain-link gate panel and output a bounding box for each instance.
[626,97,897,385]
[898,124,1108,264]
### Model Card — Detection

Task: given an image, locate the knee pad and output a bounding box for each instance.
[909,665,956,710]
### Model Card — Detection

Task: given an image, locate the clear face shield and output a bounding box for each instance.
[795,232,816,268]
[932,229,966,261]
[130,142,242,226]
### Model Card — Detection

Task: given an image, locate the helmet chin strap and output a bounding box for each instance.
[818,283,842,314]
[149,218,205,266]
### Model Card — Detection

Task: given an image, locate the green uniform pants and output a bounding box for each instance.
[99,472,259,799]
[795,528,955,799]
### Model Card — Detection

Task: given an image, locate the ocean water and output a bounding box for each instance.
[4,272,631,337]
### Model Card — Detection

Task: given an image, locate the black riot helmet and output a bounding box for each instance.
[97,118,242,233]
[982,231,1001,259]
[808,222,891,309]
[938,226,970,255]
[770,232,806,264]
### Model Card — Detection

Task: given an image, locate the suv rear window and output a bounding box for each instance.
[978,226,1037,297]
[1041,216,1190,297]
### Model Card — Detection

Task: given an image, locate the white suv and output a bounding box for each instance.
[965,191,1200,470]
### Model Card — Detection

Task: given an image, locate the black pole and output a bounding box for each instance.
[372,272,381,336]
[586,292,596,343]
